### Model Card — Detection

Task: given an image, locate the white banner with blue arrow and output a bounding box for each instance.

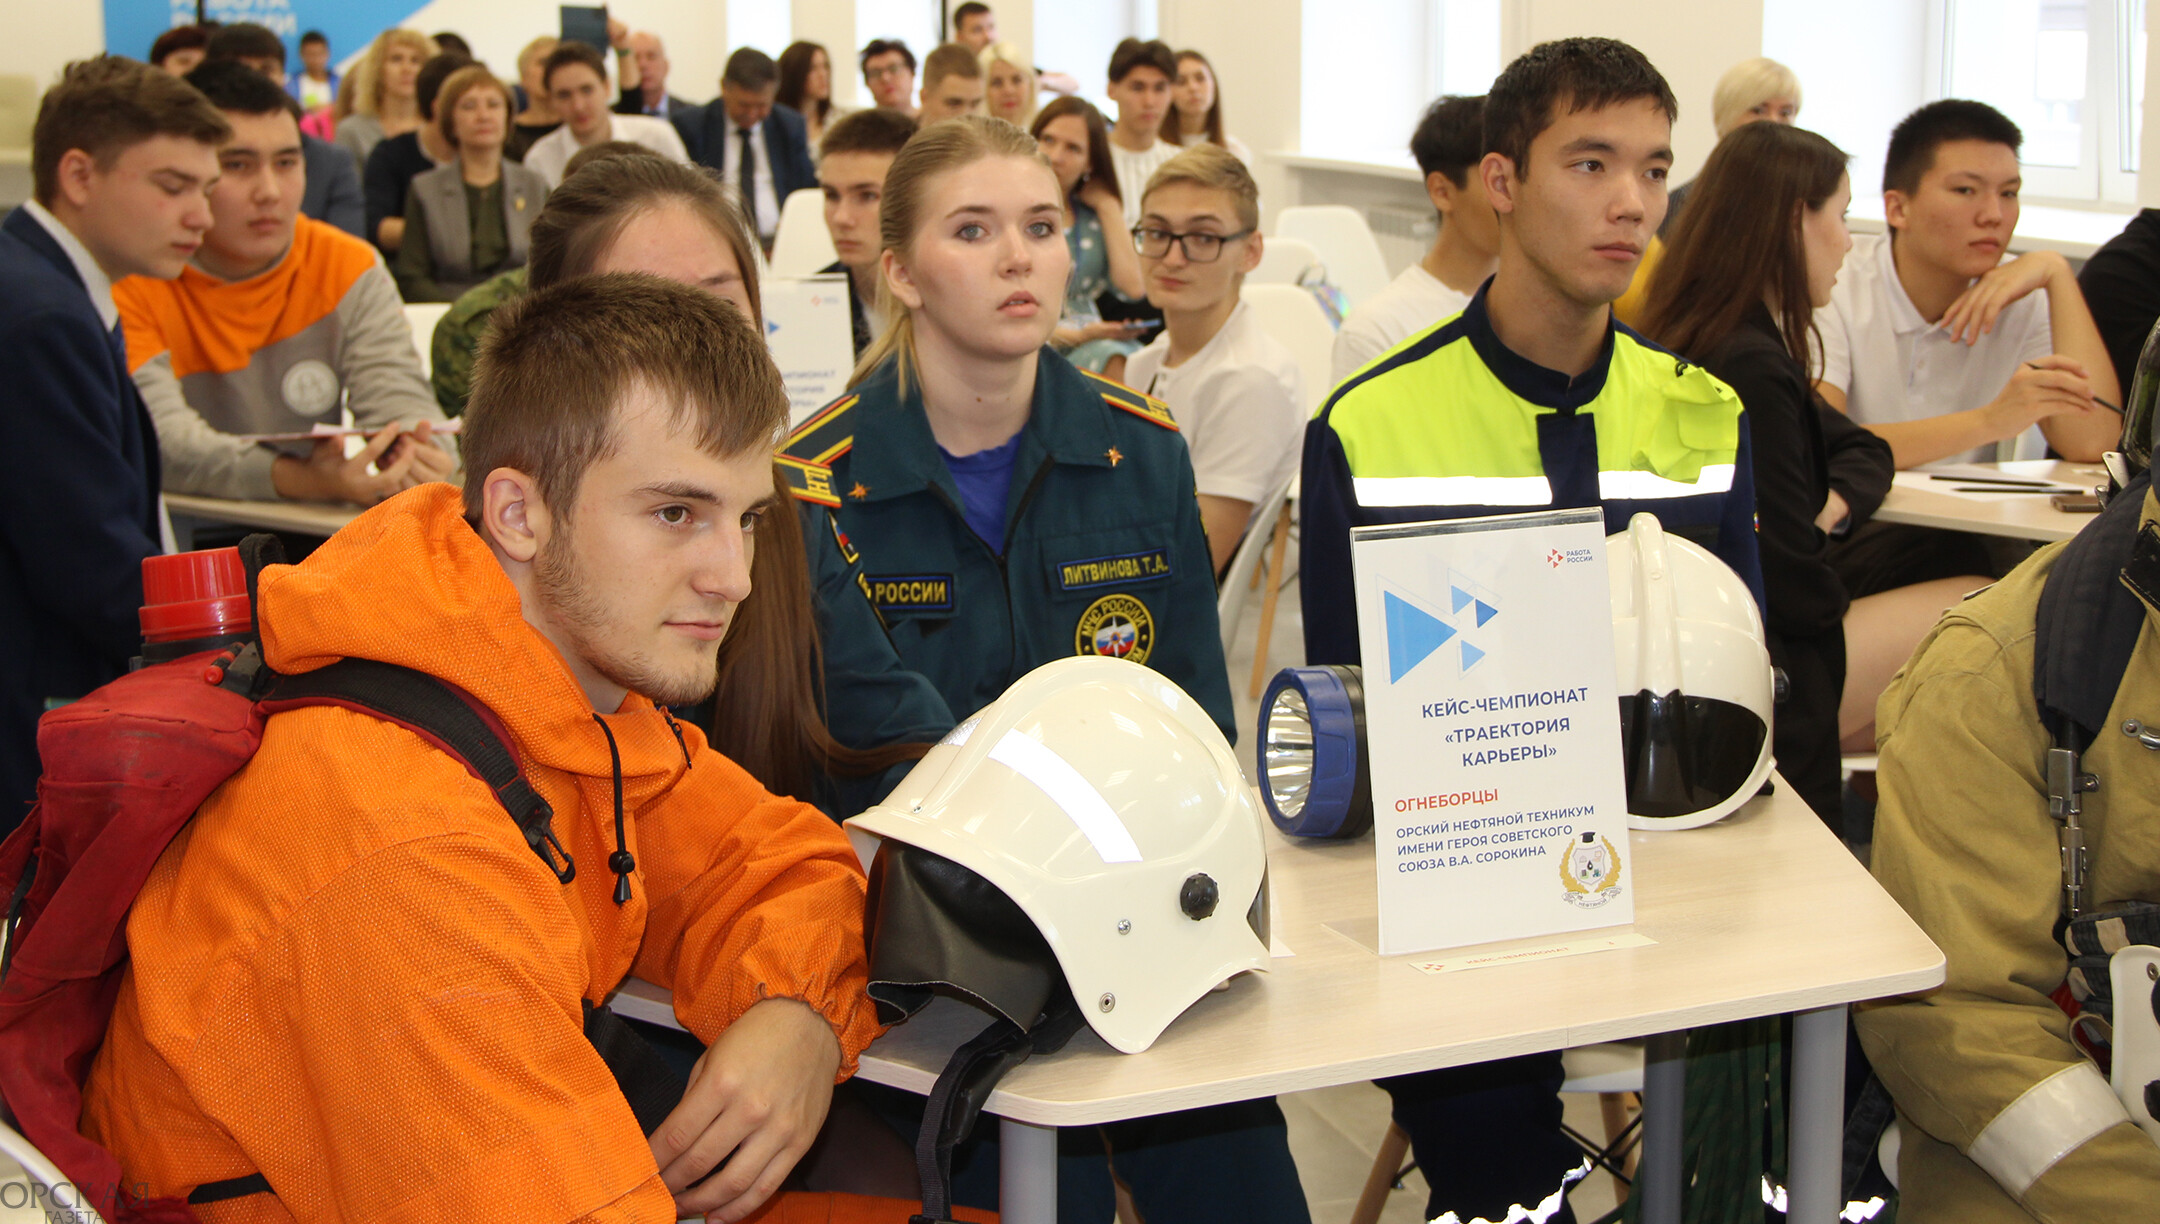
[1351,506,1634,956]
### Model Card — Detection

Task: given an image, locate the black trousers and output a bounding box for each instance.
[1380,1053,1585,1223]
[1769,628,1847,835]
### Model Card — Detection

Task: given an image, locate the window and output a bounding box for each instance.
[1299,0,1501,164]
[1937,0,2149,203]
[727,0,792,57]
[1034,0,1157,106]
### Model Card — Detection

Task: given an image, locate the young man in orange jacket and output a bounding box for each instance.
[82,275,883,1224]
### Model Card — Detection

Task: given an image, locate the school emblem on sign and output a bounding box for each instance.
[1557,831,1624,908]
[1075,593,1153,664]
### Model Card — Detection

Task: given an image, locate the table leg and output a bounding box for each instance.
[999,1116,1058,1224]
[1787,1004,1849,1224]
[1636,1029,1687,1224]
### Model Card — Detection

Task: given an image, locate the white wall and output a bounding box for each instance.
[1163,0,1301,217]
[1517,0,1762,183]
[2144,7,2160,207]
[1,3,103,89]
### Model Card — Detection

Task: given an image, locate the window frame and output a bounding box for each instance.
[1932,0,2146,205]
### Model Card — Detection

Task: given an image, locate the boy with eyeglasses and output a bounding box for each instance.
[859,39,917,119]
[1124,145,1303,574]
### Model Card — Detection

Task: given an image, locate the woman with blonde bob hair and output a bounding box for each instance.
[1712,56,1803,138]
[334,28,437,168]
[978,41,1036,127]
[785,113,1303,1224]
[1659,55,1804,238]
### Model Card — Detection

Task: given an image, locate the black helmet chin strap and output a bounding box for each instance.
[909,1000,1087,1224]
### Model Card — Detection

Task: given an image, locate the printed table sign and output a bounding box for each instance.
[763,274,858,426]
[1350,507,1634,955]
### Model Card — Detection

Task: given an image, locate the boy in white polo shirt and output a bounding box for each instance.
[1813,100,2117,471]
[1331,94,1497,384]
[1124,144,1304,574]
[1812,99,2118,593]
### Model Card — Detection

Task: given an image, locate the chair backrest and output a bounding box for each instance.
[1216,473,1296,655]
[0,1120,107,1224]
[769,187,837,278]
[1274,205,1391,312]
[403,302,453,380]
[1249,235,1323,286]
[1241,284,1337,412]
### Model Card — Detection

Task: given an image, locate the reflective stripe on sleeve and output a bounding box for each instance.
[1596,464,1736,501]
[1353,474,1555,508]
[1967,1061,2131,1196]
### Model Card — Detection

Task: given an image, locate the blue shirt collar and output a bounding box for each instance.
[1459,276,1617,413]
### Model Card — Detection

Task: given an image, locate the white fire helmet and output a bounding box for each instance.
[845,655,1271,1055]
[1609,512,1775,830]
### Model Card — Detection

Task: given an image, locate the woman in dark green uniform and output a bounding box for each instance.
[783,115,1236,742]
[781,115,1296,1221]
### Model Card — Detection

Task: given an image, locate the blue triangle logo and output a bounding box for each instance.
[1385,592,1455,683]
[766,318,781,335]
[1461,640,1486,671]
[1474,599,1499,627]
[1450,586,1473,614]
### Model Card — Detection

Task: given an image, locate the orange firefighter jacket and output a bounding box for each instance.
[82,484,884,1222]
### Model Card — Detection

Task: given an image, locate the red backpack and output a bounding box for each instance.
[0,537,573,1222]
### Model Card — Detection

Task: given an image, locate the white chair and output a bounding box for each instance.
[768,188,836,278]
[1218,474,1296,656]
[402,302,452,381]
[1249,235,1323,286]
[0,1119,107,1224]
[1351,1041,1645,1224]
[1275,205,1392,312]
[1241,284,1337,415]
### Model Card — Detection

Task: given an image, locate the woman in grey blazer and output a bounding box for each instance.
[394,66,547,302]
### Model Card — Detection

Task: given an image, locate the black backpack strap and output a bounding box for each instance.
[909,1000,1085,1224]
[582,1000,691,1136]
[236,533,287,632]
[2032,467,2154,747]
[2031,468,2153,920]
[259,658,575,884]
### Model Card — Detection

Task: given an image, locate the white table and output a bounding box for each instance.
[1871,459,2108,543]
[616,782,1943,1224]
[164,493,359,550]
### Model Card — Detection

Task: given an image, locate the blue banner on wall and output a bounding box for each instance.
[105,0,423,74]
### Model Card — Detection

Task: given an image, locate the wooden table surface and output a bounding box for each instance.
[163,493,361,539]
[1871,460,2107,543]
[620,781,1943,1128]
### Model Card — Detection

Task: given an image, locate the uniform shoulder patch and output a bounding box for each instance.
[777,453,841,507]
[784,394,860,465]
[1082,369,1179,432]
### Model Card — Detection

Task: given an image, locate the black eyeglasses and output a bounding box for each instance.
[1131,225,1254,263]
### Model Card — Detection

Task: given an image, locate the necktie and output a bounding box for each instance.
[737,128,757,231]
[108,321,127,371]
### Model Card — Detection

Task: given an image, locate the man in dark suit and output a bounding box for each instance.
[0,58,228,830]
[614,30,692,118]
[673,48,817,251]
[204,22,366,238]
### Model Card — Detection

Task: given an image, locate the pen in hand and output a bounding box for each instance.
[2025,361,2123,414]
